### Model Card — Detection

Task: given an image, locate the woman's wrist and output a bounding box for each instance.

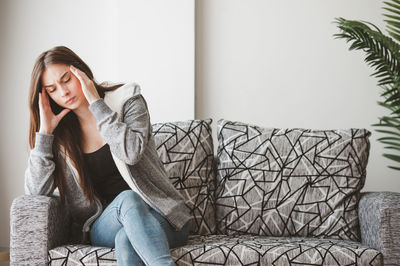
[39,128,53,134]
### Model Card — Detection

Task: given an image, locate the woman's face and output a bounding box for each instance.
[41,63,87,110]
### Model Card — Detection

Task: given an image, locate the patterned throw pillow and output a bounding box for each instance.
[215,119,371,241]
[152,119,216,235]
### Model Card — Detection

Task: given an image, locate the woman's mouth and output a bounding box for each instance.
[65,97,75,104]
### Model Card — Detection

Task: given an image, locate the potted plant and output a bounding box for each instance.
[335,0,400,170]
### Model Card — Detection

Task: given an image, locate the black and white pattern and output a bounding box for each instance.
[215,119,371,241]
[49,245,115,265]
[48,235,382,265]
[152,119,216,235]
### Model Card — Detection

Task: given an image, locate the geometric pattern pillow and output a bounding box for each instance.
[215,119,371,241]
[152,118,216,235]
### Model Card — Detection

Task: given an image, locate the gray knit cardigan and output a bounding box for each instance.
[24,82,191,243]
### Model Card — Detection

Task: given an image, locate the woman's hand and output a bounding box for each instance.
[38,88,71,134]
[70,65,100,105]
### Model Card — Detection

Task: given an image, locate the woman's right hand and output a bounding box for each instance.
[38,87,71,134]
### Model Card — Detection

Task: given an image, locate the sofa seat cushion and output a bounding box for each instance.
[48,235,382,265]
[176,235,382,265]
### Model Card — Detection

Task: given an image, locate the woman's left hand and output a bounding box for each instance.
[70,65,100,105]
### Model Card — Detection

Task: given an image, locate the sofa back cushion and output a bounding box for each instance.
[152,119,216,235]
[215,119,371,241]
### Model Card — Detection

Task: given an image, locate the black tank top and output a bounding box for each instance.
[83,143,131,207]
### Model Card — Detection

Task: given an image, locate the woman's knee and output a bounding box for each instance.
[117,190,148,214]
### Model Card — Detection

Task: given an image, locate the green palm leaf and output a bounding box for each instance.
[375,129,400,137]
[383,153,400,162]
[334,18,400,89]
[384,0,400,42]
[334,0,400,171]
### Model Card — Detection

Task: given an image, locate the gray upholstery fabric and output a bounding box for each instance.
[48,235,382,265]
[10,195,70,266]
[215,119,371,241]
[359,191,400,266]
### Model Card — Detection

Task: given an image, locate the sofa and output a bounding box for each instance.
[10,118,400,265]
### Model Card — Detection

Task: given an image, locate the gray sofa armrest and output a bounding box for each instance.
[10,195,70,266]
[359,191,400,266]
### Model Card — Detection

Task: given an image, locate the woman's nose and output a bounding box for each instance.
[60,85,70,96]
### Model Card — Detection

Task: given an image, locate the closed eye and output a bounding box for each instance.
[46,76,70,93]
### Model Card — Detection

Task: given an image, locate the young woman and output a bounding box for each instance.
[24,45,190,266]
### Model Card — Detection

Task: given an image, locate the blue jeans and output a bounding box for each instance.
[90,190,189,266]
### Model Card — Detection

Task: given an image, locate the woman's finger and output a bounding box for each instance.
[42,89,50,108]
[41,87,46,100]
[38,92,42,108]
[56,108,71,121]
[70,65,89,83]
[70,65,82,80]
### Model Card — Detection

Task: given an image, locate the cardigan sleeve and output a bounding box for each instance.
[88,95,150,166]
[24,132,57,195]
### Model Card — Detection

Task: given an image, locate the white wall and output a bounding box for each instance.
[0,0,194,247]
[195,0,400,192]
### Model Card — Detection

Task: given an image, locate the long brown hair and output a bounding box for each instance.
[28,45,124,205]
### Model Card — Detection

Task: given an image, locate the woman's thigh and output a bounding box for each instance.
[90,192,129,247]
